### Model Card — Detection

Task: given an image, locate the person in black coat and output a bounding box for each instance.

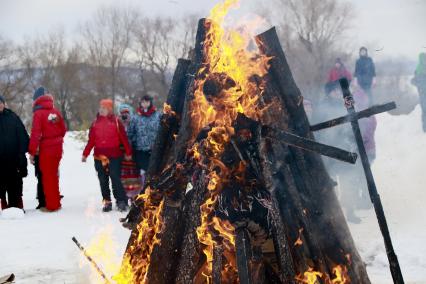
[0,95,29,210]
[354,47,376,104]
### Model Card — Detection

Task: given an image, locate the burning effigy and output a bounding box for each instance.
[115,0,372,283]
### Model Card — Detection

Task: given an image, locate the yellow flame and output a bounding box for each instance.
[296,267,323,284]
[80,225,124,284]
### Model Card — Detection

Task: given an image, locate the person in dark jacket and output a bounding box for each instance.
[0,95,29,210]
[354,47,376,104]
[328,58,352,84]
[82,99,133,212]
[412,52,426,132]
[127,95,160,186]
[29,87,67,212]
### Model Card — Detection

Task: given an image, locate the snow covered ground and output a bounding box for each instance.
[1,106,426,283]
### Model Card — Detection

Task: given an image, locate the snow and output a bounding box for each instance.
[0,208,25,220]
[1,107,426,283]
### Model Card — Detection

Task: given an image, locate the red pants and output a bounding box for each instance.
[39,148,63,211]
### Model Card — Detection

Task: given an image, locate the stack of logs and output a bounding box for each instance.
[121,19,371,284]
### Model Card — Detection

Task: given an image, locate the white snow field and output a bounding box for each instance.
[1,107,426,283]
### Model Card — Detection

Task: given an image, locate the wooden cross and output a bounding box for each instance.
[261,78,404,284]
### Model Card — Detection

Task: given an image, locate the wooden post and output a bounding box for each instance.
[339,78,404,284]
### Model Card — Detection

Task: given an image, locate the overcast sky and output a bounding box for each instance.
[0,0,425,60]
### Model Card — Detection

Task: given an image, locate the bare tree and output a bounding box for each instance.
[267,0,354,102]
[131,14,199,103]
[0,35,32,117]
[80,5,138,104]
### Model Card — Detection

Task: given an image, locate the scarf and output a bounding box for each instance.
[137,105,156,117]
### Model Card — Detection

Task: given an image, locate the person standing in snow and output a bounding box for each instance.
[28,87,67,212]
[354,47,376,104]
[127,95,161,188]
[82,99,132,212]
[327,58,352,84]
[412,52,426,132]
[118,103,142,199]
[0,95,29,210]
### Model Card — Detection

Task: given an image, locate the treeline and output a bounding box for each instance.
[0,6,199,129]
[2,0,413,129]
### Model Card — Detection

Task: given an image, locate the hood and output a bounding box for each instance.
[33,95,54,111]
[118,103,134,115]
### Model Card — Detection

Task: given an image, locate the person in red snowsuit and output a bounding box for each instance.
[327,58,353,84]
[82,99,132,212]
[28,87,66,212]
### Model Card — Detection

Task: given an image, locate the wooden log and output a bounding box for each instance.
[235,228,254,284]
[262,126,358,164]
[256,27,371,283]
[144,191,186,284]
[175,171,208,284]
[147,58,192,177]
[173,18,211,283]
[310,102,396,132]
[212,244,223,284]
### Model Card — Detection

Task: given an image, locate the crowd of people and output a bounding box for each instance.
[0,88,160,213]
[0,47,425,221]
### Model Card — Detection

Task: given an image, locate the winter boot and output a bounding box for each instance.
[117,201,129,212]
[102,200,113,212]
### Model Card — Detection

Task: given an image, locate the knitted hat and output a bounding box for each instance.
[33,87,47,101]
[100,99,114,112]
[0,95,5,104]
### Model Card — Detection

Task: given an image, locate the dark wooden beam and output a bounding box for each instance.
[310,102,396,132]
[262,126,358,164]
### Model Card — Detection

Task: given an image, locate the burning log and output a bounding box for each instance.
[119,3,373,283]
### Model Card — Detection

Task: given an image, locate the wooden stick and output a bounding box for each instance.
[72,237,111,284]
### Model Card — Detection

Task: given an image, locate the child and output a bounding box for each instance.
[118,103,142,199]
[82,99,132,212]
